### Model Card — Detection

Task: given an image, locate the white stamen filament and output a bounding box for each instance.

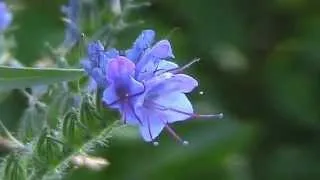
[149,101,223,120]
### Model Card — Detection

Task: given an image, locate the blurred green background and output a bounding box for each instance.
[1,0,320,179]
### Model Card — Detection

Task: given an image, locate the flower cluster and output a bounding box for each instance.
[82,30,223,144]
[61,0,80,46]
[0,2,12,32]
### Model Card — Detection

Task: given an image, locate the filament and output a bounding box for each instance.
[149,101,223,120]
[165,124,188,145]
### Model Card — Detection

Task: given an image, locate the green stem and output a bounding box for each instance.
[0,120,25,149]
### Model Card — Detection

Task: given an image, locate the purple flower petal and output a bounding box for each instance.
[147,73,198,95]
[104,48,119,59]
[103,56,145,125]
[103,76,143,108]
[106,56,135,83]
[137,109,165,142]
[154,60,179,76]
[134,30,156,50]
[126,29,155,62]
[87,41,104,64]
[120,103,142,125]
[87,78,97,92]
[150,92,193,123]
[88,41,104,56]
[135,40,175,80]
[147,40,175,59]
[0,2,12,32]
[103,77,145,125]
[91,68,107,88]
[80,58,93,72]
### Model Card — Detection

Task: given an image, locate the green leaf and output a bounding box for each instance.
[0,66,85,90]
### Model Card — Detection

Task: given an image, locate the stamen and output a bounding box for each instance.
[165,124,187,145]
[168,58,200,74]
[152,58,200,75]
[164,27,180,39]
[199,91,204,95]
[149,101,223,120]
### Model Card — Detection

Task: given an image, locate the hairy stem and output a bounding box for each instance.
[39,120,120,180]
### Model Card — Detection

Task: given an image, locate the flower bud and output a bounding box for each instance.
[36,129,62,165]
[62,109,85,146]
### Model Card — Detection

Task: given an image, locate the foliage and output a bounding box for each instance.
[1,0,320,180]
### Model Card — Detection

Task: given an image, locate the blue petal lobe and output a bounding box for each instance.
[147,73,198,96]
[137,109,165,142]
[102,76,143,108]
[106,56,135,83]
[154,60,179,75]
[126,29,155,62]
[91,68,106,87]
[151,93,193,123]
[87,41,104,63]
[147,40,175,59]
[80,58,93,73]
[135,40,175,80]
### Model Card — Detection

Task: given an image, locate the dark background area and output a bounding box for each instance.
[1,0,320,179]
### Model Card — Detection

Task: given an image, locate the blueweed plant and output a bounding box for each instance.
[0,0,223,179]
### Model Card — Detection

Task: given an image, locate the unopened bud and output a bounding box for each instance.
[36,129,62,164]
[80,95,102,132]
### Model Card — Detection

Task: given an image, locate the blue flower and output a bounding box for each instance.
[0,2,12,32]
[61,0,80,46]
[82,30,223,143]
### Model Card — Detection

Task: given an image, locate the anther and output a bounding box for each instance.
[199,91,204,95]
[153,141,159,146]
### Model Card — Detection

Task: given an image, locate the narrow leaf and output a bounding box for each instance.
[0,66,85,90]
